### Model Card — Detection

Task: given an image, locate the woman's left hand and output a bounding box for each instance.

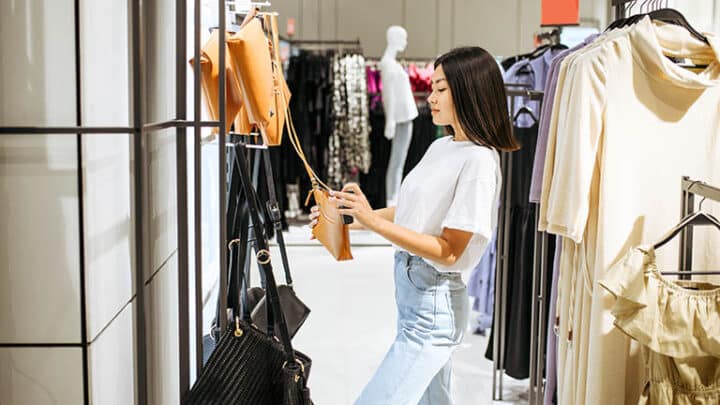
[330,183,379,230]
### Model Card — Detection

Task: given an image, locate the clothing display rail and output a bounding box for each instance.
[286,38,361,46]
[677,176,720,278]
[492,86,545,402]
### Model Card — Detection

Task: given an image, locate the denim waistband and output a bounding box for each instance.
[395,250,427,266]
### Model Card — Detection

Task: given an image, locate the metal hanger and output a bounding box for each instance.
[654,199,720,276]
[648,8,709,44]
[653,206,720,250]
[513,106,538,124]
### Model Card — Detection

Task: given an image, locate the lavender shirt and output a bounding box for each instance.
[529,35,600,203]
[503,49,564,129]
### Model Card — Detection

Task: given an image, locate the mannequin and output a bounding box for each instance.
[379,26,418,206]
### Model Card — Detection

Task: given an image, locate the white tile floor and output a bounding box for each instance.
[263,228,528,404]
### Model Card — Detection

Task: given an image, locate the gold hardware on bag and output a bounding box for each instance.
[282,358,306,379]
[228,238,241,251]
[257,249,271,264]
[234,316,243,337]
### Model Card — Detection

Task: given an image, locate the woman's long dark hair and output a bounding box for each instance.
[434,47,519,151]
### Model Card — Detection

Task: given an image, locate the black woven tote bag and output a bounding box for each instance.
[186,319,312,405]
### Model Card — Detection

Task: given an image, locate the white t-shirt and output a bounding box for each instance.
[379,57,419,125]
[394,136,501,273]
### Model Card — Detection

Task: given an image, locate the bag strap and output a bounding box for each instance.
[234,142,295,362]
[261,148,294,286]
[265,10,330,203]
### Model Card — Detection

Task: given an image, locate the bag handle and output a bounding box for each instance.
[233,143,296,362]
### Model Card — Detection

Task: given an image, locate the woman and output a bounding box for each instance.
[310,46,518,405]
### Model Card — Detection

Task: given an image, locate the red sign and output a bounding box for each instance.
[541,0,579,26]
[287,18,296,37]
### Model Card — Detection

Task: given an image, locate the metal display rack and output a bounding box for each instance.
[679,176,720,277]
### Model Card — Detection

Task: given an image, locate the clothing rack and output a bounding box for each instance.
[675,176,720,278]
[286,38,361,46]
[284,38,363,53]
[493,85,546,403]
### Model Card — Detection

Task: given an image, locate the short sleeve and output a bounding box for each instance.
[441,176,496,243]
[539,47,607,243]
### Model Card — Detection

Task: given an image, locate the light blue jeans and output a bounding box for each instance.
[355,251,469,405]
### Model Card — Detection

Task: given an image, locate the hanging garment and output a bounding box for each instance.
[528,34,599,405]
[529,34,599,204]
[366,66,383,110]
[328,53,371,189]
[276,51,331,220]
[503,48,564,129]
[599,247,720,404]
[542,236,562,405]
[467,232,497,332]
[407,62,433,93]
[539,18,720,405]
[484,123,540,379]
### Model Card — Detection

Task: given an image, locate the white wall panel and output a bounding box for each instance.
[301,0,321,39]
[404,0,438,59]
[88,303,135,405]
[272,0,302,40]
[336,0,404,57]
[83,134,133,340]
[318,0,338,40]
[148,129,178,280]
[0,135,81,343]
[0,0,76,126]
[145,0,177,123]
[436,0,453,57]
[453,0,521,58]
[80,0,130,127]
[146,253,180,405]
[0,348,83,405]
[518,0,542,56]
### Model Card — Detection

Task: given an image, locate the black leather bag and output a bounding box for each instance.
[248,284,310,339]
[187,145,313,405]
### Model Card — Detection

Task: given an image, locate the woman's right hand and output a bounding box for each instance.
[308,205,319,240]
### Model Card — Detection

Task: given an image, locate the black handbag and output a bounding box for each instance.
[187,145,313,405]
[231,147,310,340]
[250,284,309,339]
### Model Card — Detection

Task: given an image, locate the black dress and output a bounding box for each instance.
[485,123,554,380]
